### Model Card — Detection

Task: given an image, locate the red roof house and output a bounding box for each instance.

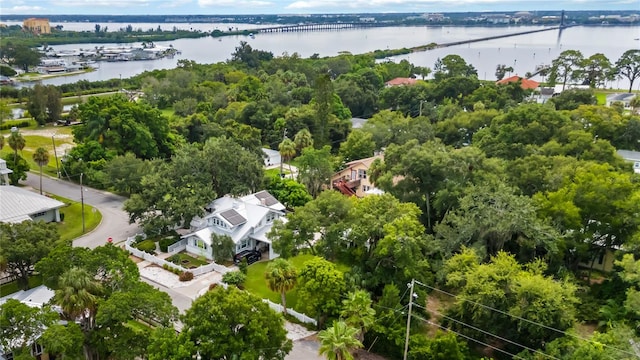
[496,76,539,90]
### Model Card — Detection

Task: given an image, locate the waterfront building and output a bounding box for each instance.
[23,18,51,34]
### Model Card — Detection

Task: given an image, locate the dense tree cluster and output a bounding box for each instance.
[3,45,639,360]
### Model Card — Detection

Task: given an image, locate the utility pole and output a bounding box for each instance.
[403,279,415,360]
[279,127,287,177]
[51,135,60,178]
[80,172,85,233]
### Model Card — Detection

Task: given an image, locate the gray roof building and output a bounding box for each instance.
[0,186,65,223]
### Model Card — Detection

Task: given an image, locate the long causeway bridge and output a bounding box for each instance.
[256,22,382,33]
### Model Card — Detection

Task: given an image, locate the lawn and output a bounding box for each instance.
[49,194,102,242]
[264,167,289,179]
[595,92,607,105]
[0,133,74,177]
[244,254,350,314]
[167,252,210,269]
[0,274,43,297]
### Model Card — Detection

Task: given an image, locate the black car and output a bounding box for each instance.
[233,250,262,265]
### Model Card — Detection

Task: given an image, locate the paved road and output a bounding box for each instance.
[24,172,140,248]
[23,173,320,359]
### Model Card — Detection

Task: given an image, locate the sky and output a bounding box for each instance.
[0,0,638,16]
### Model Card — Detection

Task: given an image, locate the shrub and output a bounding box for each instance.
[159,236,179,252]
[0,120,32,130]
[222,270,246,289]
[239,258,248,274]
[179,271,194,282]
[135,239,156,254]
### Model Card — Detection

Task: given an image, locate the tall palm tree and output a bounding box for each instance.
[278,138,296,176]
[265,258,297,315]
[340,290,376,343]
[54,267,102,329]
[294,128,313,153]
[318,320,363,360]
[7,130,25,163]
[0,135,4,150]
[32,147,49,195]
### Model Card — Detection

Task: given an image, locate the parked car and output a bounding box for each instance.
[233,249,261,265]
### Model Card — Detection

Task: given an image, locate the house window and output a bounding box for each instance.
[363,185,370,192]
[196,239,207,249]
[598,252,605,265]
[350,170,357,180]
[32,211,46,217]
[237,238,250,251]
[211,217,227,229]
[358,169,367,179]
[266,212,276,223]
[31,343,43,356]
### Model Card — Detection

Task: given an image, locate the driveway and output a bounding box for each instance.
[24,172,140,248]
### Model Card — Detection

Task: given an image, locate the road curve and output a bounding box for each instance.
[24,172,140,248]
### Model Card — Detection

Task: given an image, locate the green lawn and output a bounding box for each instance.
[167,252,209,269]
[0,274,43,297]
[160,108,175,118]
[595,92,607,105]
[244,254,350,313]
[49,194,102,242]
[0,133,74,177]
[264,167,289,178]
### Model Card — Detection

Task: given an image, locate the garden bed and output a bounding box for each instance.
[167,252,209,269]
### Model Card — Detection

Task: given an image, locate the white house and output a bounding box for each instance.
[0,159,12,185]
[0,186,65,223]
[182,190,286,261]
[262,148,282,167]
[617,149,640,174]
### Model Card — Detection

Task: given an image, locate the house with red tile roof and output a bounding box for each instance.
[496,76,539,90]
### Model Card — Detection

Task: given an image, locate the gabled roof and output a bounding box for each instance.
[344,154,383,168]
[385,77,418,86]
[186,190,285,245]
[617,149,640,162]
[496,76,539,90]
[0,186,65,223]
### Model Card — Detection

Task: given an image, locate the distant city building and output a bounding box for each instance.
[23,18,51,34]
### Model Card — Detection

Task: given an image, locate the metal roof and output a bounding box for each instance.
[0,186,65,223]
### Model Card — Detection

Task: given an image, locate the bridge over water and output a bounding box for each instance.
[256,22,382,33]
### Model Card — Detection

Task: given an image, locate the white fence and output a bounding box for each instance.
[263,299,317,327]
[167,239,187,254]
[125,235,231,275]
[126,234,316,327]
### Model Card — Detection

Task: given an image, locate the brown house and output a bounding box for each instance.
[331,154,384,197]
[384,77,418,87]
[23,18,51,34]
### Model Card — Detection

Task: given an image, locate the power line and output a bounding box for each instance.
[412,303,561,360]
[413,280,639,359]
[410,313,525,360]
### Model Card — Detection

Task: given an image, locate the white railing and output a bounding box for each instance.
[167,239,187,254]
[125,235,230,275]
[263,299,317,327]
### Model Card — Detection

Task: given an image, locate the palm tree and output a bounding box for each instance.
[0,135,4,149]
[318,320,363,360]
[278,138,296,176]
[7,130,25,163]
[294,128,313,153]
[340,290,376,343]
[265,258,297,315]
[32,147,49,195]
[54,267,102,329]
